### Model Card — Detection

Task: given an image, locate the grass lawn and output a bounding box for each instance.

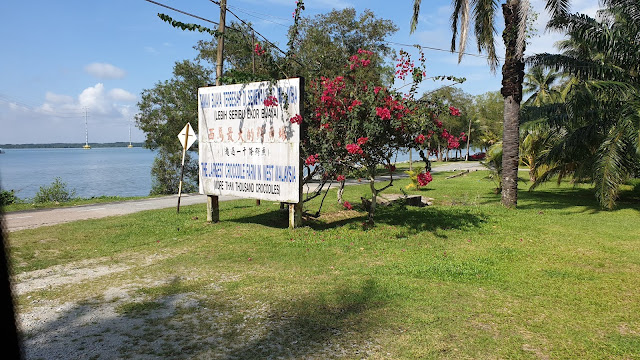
[3,195,152,213]
[7,170,640,359]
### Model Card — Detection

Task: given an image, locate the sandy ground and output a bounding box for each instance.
[15,253,383,359]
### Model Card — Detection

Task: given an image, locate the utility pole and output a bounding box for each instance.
[83,107,91,149]
[207,0,226,223]
[252,30,256,74]
[215,0,226,87]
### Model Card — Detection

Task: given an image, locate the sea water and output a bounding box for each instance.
[0,147,156,200]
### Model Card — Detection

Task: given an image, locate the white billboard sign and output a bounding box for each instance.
[198,78,301,203]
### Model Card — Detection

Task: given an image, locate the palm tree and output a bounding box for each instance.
[526,0,640,209]
[523,66,561,106]
[411,0,571,208]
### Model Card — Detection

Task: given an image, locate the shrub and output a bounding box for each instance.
[0,189,18,206]
[34,178,76,203]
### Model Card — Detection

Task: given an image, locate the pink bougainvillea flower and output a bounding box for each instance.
[343,201,353,210]
[263,96,278,107]
[357,137,369,145]
[290,114,303,124]
[415,134,426,144]
[434,119,443,128]
[417,171,433,187]
[305,154,319,166]
[376,107,391,120]
[336,174,346,182]
[449,106,461,116]
[346,143,363,155]
[374,86,382,95]
[254,43,266,56]
[361,59,371,67]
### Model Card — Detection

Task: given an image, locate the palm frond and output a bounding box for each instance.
[456,0,471,64]
[516,0,530,59]
[593,122,631,209]
[410,0,422,34]
[473,0,499,71]
[544,0,571,22]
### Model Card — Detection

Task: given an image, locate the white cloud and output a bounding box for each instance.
[84,62,126,79]
[144,46,159,54]
[78,83,110,113]
[45,91,73,104]
[109,88,137,102]
[0,83,141,143]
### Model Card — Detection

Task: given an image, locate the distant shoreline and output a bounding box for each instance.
[0,142,145,149]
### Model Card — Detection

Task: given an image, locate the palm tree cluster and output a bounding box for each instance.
[523,0,640,209]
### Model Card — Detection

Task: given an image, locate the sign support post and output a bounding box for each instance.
[177,123,197,213]
[207,0,226,223]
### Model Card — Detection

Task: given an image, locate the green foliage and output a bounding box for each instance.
[526,1,640,209]
[0,189,18,206]
[137,60,212,194]
[482,142,503,192]
[522,66,562,107]
[158,13,220,37]
[469,91,503,151]
[34,178,76,203]
[150,148,198,196]
[195,21,283,84]
[288,8,398,85]
[420,87,473,160]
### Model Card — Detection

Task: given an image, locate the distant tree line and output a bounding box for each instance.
[0,142,145,149]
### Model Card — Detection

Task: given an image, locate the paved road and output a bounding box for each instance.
[4,161,485,232]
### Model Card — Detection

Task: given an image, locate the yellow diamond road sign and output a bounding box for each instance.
[178,123,197,150]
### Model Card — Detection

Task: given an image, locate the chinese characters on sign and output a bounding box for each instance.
[198,78,301,203]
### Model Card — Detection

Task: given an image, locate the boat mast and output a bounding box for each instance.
[83,107,91,149]
[128,120,133,148]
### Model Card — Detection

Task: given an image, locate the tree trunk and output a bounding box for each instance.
[500,0,525,208]
[337,180,345,203]
[368,175,377,224]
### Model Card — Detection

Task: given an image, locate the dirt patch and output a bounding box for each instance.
[14,253,170,296]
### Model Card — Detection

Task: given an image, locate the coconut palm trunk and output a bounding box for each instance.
[500,0,525,207]
[411,0,535,209]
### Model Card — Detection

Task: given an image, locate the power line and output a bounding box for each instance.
[0,94,84,118]
[383,40,506,61]
[208,0,307,68]
[142,0,243,32]
[227,4,292,23]
[226,5,290,28]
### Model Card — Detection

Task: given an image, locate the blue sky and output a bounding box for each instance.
[0,0,600,144]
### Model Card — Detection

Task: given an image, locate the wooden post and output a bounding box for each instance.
[207,0,226,223]
[289,78,305,229]
[465,116,472,161]
[289,202,302,229]
[207,195,219,223]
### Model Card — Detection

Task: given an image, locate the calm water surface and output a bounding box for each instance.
[0,146,482,200]
[0,147,156,200]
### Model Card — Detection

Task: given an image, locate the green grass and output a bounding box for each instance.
[3,195,152,213]
[8,170,640,359]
